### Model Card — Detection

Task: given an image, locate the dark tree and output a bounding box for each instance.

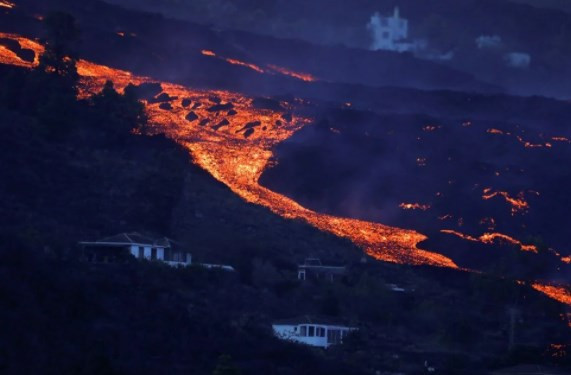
[90,81,148,134]
[38,12,80,86]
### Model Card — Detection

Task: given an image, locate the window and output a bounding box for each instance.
[137,247,144,259]
[308,326,315,337]
[316,327,325,337]
[300,326,307,336]
[151,248,157,260]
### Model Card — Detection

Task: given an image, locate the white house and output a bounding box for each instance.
[79,232,192,267]
[272,316,357,348]
[367,7,416,52]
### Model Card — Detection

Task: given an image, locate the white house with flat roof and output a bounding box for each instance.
[272,316,357,348]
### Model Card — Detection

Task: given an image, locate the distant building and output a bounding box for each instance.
[367,7,417,52]
[272,316,357,348]
[504,52,531,68]
[79,232,192,267]
[297,258,346,282]
[476,35,503,49]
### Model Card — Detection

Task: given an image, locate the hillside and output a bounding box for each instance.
[105,0,571,97]
[1,61,566,375]
[0,0,569,374]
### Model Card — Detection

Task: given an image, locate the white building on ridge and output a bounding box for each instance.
[367,7,416,52]
[272,316,357,348]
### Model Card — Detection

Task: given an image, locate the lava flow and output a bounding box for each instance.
[201,49,316,82]
[0,32,452,268]
[2,33,570,306]
[441,229,538,253]
[0,1,15,9]
[399,203,431,211]
[482,188,529,216]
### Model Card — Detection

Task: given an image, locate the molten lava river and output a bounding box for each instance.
[1,33,569,306]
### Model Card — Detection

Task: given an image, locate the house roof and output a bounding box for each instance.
[298,258,346,272]
[79,233,184,249]
[272,315,355,327]
[99,232,155,245]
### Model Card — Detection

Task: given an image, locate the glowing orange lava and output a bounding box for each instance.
[399,203,431,211]
[3,33,570,307]
[224,58,265,74]
[0,33,444,268]
[267,64,316,82]
[201,49,316,82]
[482,188,529,215]
[531,284,571,306]
[201,50,216,57]
[0,1,15,9]
[441,229,538,253]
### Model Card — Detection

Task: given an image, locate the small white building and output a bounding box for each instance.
[504,52,531,69]
[476,35,503,49]
[79,232,191,267]
[272,316,357,348]
[367,7,416,52]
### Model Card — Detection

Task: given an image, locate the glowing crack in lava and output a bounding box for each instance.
[531,284,571,306]
[441,229,538,253]
[201,49,317,82]
[487,127,555,149]
[399,203,431,211]
[2,33,570,306]
[482,188,529,216]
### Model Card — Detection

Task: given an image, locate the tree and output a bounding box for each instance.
[90,81,148,134]
[38,12,80,86]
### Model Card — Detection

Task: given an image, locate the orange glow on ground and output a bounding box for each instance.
[0,1,15,9]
